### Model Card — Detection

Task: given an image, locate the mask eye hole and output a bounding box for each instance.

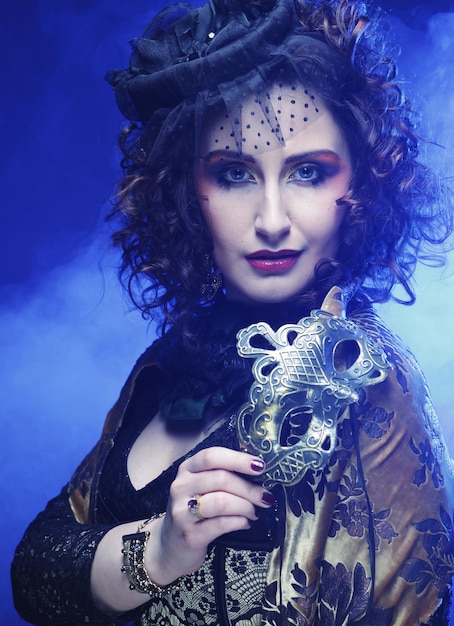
[333,339,361,372]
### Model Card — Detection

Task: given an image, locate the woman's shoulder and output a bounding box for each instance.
[348,298,454,470]
[347,298,435,408]
[348,298,416,365]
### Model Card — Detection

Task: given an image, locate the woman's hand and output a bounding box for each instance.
[144,446,274,586]
[91,447,273,614]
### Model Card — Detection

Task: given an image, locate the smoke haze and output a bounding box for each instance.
[1,2,453,623]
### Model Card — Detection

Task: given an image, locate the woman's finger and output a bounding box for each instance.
[186,491,259,522]
[170,466,274,512]
[181,446,266,477]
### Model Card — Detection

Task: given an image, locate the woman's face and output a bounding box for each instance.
[194,86,352,304]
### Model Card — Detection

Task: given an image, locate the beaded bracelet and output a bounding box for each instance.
[121,512,182,598]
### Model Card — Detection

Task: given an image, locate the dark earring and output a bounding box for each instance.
[200,254,223,301]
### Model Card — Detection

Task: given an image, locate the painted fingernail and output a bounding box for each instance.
[261,491,276,506]
[250,458,265,472]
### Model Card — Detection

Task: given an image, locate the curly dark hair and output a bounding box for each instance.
[107,0,452,341]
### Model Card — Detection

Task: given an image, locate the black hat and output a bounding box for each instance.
[107,0,348,158]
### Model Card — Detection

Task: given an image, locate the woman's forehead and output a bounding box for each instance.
[200,84,327,155]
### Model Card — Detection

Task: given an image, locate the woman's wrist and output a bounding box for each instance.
[121,513,185,598]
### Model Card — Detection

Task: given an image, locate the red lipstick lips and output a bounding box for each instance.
[246,249,301,272]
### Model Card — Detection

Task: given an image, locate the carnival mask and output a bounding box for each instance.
[236,310,391,488]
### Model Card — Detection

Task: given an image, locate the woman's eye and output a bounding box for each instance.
[222,166,253,183]
[291,164,324,185]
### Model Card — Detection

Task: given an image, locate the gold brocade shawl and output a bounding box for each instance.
[262,361,453,625]
[68,296,454,625]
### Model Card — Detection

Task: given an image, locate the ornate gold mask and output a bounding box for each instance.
[236,310,391,487]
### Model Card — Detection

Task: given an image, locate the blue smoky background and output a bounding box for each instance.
[1,0,453,623]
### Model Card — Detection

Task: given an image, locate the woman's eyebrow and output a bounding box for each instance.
[198,149,342,164]
[284,150,341,165]
[198,150,257,163]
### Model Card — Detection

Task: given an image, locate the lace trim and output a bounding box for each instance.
[140,546,270,625]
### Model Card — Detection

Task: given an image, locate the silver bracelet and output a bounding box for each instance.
[121,512,182,598]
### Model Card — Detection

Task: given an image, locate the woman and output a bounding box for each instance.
[11,0,454,624]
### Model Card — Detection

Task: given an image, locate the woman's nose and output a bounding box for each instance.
[255,184,291,243]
